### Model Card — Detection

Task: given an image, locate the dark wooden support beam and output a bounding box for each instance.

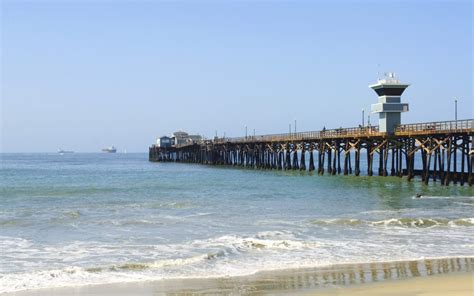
[318,145,323,175]
[355,145,360,176]
[440,147,445,185]
[366,142,372,176]
[321,144,326,175]
[425,150,432,185]
[378,146,383,176]
[327,145,333,175]
[444,138,452,186]
[348,149,352,175]
[460,137,465,185]
[433,147,439,182]
[309,145,315,172]
[292,145,299,170]
[343,141,349,175]
[383,143,389,176]
[391,146,396,176]
[453,137,458,184]
[278,150,283,170]
[337,142,341,174]
[398,144,403,177]
[421,146,427,182]
[300,143,306,171]
[469,148,473,186]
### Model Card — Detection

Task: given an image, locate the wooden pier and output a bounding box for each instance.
[149,119,474,186]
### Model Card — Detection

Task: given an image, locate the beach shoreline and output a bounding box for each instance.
[4,257,473,295]
[315,272,473,296]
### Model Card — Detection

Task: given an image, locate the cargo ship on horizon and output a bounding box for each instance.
[102,146,117,153]
[57,149,74,154]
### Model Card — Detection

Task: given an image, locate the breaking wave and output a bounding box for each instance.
[310,218,474,228]
[0,231,319,293]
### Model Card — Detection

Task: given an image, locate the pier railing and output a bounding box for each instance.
[395,119,473,136]
[151,119,474,149]
[215,126,383,144]
[214,119,473,144]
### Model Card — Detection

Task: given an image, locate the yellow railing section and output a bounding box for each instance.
[152,119,473,148]
[395,119,473,136]
[213,120,473,144]
[214,126,383,144]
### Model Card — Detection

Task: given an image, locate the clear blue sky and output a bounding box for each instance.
[1,0,472,152]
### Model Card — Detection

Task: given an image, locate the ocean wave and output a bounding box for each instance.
[0,266,137,294]
[0,218,33,227]
[453,202,474,207]
[0,236,33,248]
[411,195,474,200]
[66,210,81,219]
[48,210,82,223]
[147,201,193,209]
[2,255,473,294]
[310,218,474,228]
[193,231,320,253]
[0,249,234,293]
[0,232,321,293]
[1,227,473,293]
[110,219,164,226]
[87,254,215,273]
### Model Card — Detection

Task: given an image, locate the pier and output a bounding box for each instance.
[149,75,474,186]
[149,119,473,186]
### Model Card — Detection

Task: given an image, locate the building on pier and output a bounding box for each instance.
[156,131,203,148]
[157,136,173,148]
[370,73,409,133]
[173,131,202,146]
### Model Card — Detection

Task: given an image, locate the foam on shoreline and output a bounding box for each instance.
[2,256,473,295]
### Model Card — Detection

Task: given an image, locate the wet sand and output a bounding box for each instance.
[316,272,473,296]
[5,257,473,295]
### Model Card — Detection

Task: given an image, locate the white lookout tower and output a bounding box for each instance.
[370,73,409,133]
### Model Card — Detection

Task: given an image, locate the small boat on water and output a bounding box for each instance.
[58,149,74,154]
[102,146,117,153]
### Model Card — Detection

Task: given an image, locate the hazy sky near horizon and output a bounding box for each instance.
[1,0,472,152]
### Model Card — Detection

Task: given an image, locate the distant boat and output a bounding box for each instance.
[102,146,117,153]
[58,149,74,154]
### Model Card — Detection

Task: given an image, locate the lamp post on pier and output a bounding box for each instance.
[362,108,365,127]
[245,125,247,139]
[454,98,458,129]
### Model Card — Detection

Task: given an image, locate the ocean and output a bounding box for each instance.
[1,153,473,293]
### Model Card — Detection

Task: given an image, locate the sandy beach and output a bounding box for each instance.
[317,272,473,296]
[4,257,473,295]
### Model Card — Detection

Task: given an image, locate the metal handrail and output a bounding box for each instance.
[395,119,473,134]
[214,125,382,144]
[152,119,473,149]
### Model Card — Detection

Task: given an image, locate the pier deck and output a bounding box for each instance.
[149,119,474,186]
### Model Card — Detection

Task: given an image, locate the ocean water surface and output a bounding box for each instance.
[0,153,473,293]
